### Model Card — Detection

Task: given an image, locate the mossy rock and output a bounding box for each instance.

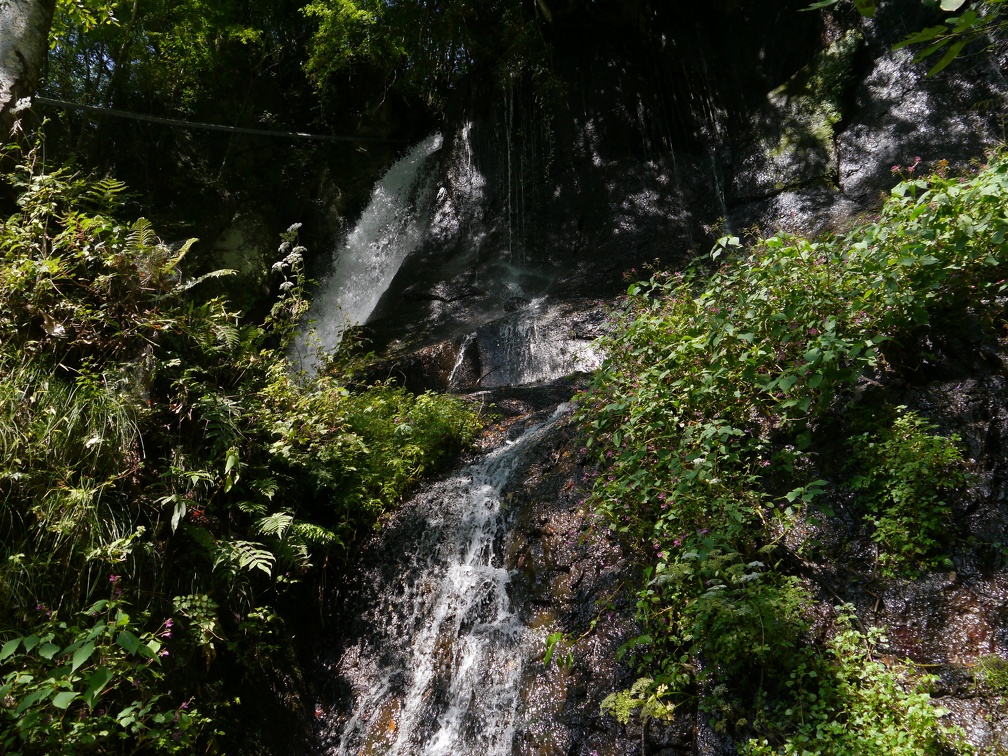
[732,30,862,198]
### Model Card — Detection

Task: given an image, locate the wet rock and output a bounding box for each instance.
[939,696,1008,753]
[729,30,861,202]
[837,4,1008,203]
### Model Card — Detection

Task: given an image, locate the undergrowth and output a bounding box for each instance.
[849,407,966,575]
[0,139,479,752]
[580,152,1008,752]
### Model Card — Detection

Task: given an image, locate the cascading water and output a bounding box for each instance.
[319,406,568,756]
[291,134,443,373]
[475,299,601,388]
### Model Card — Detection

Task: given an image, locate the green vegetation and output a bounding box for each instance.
[810,0,1005,75]
[849,407,966,574]
[301,0,555,109]
[975,654,1008,698]
[0,140,479,753]
[578,153,1008,750]
[745,609,960,756]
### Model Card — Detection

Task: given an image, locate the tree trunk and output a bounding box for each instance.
[0,0,57,139]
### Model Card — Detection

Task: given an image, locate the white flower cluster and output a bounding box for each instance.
[271,240,306,274]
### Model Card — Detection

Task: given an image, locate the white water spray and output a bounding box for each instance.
[291,134,443,373]
[477,299,601,388]
[322,406,568,756]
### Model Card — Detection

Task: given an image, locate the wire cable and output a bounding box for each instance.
[32,96,402,143]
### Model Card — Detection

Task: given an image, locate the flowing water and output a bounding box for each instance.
[474,299,601,389]
[291,135,443,373]
[320,406,568,756]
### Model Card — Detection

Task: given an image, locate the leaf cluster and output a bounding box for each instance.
[807,0,1004,75]
[0,596,204,756]
[849,407,966,574]
[745,608,965,755]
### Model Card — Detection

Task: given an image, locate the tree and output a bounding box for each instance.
[0,0,57,138]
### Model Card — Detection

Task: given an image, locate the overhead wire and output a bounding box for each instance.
[32,96,402,143]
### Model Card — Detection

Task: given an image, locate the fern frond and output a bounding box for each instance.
[229,540,275,576]
[82,176,127,213]
[127,217,158,252]
[291,521,342,548]
[256,512,293,538]
[213,322,240,351]
[181,269,238,292]
[237,500,267,517]
[167,237,197,270]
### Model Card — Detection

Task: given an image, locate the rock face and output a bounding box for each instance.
[338,1,1008,392]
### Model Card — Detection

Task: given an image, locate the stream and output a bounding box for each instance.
[319,406,568,755]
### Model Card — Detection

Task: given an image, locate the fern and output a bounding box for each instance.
[126,217,158,253]
[236,500,267,517]
[81,176,127,213]
[227,540,275,577]
[167,237,197,271]
[180,269,238,292]
[291,521,342,548]
[256,512,293,538]
[212,321,241,351]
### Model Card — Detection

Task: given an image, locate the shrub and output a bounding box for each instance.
[849,407,966,574]
[0,594,206,755]
[578,152,1008,745]
[0,140,480,750]
[744,608,964,756]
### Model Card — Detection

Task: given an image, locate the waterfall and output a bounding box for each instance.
[447,332,477,389]
[476,299,601,388]
[291,134,443,373]
[320,406,568,756]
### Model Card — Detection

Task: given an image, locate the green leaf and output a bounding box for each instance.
[84,600,109,615]
[171,497,187,533]
[928,38,966,75]
[71,641,95,673]
[15,686,53,715]
[854,0,875,17]
[82,667,113,708]
[0,639,20,661]
[895,24,946,49]
[116,631,141,656]
[37,643,59,660]
[52,691,77,710]
[913,37,951,63]
[940,0,966,10]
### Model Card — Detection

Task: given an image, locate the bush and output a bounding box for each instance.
[744,608,963,756]
[849,407,966,574]
[577,152,1008,746]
